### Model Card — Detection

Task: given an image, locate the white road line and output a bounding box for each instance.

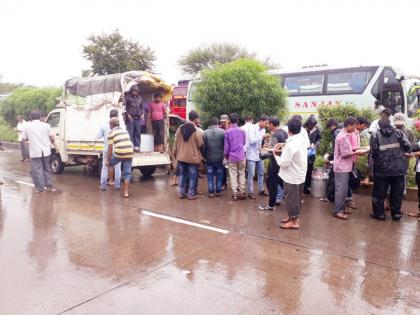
[141,210,229,234]
[15,180,35,187]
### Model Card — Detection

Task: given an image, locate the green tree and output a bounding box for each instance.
[0,75,22,93]
[179,42,263,77]
[0,86,61,125]
[83,30,156,75]
[193,59,287,122]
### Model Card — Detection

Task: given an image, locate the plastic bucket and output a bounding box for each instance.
[141,134,154,152]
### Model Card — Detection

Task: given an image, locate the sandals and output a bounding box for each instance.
[280,217,291,223]
[123,194,131,198]
[280,220,299,229]
[344,208,352,215]
[407,212,420,218]
[334,213,349,220]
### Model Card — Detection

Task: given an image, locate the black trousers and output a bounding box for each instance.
[416,172,420,210]
[266,169,283,207]
[372,175,405,217]
[304,158,314,194]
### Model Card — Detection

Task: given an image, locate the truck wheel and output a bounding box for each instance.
[50,154,64,174]
[139,166,157,177]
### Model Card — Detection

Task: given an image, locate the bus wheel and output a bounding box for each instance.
[50,154,64,174]
[139,166,156,177]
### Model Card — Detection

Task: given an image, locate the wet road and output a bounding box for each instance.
[0,149,419,314]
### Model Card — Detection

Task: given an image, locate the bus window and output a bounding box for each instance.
[327,70,374,94]
[384,68,398,84]
[283,74,324,96]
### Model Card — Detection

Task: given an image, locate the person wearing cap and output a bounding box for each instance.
[369,118,411,221]
[408,120,420,220]
[106,117,134,198]
[124,84,143,152]
[219,113,230,189]
[394,113,415,144]
[219,114,229,130]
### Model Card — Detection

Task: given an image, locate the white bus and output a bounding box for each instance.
[186,65,419,119]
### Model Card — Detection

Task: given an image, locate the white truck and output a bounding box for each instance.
[46,71,172,177]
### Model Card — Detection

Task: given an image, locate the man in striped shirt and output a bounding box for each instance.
[106,117,134,198]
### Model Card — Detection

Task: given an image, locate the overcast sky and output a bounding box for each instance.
[0,0,419,86]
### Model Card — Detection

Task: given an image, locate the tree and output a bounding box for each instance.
[0,75,22,93]
[193,59,287,122]
[0,86,61,125]
[179,42,258,77]
[82,30,156,75]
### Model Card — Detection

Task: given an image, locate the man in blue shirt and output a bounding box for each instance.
[97,109,121,191]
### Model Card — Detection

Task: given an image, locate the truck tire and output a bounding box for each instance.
[50,154,64,174]
[139,166,157,177]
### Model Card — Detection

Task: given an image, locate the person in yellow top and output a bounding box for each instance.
[106,117,134,198]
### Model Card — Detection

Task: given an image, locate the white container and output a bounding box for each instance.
[141,134,154,152]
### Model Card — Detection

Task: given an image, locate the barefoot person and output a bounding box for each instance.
[107,117,134,198]
[275,118,307,229]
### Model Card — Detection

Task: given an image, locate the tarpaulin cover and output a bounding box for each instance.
[64,71,172,100]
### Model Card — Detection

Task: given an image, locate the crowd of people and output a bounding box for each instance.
[171,108,420,229]
[10,100,420,230]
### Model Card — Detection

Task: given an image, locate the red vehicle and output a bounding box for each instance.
[169,80,189,119]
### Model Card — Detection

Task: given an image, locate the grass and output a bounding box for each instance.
[0,118,17,142]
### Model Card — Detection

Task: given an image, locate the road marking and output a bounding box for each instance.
[141,210,229,234]
[15,180,35,187]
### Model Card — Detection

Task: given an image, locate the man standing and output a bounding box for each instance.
[124,84,143,152]
[224,113,246,201]
[276,118,308,229]
[394,113,415,144]
[219,114,229,130]
[245,115,268,199]
[303,115,321,195]
[370,118,411,221]
[259,117,288,211]
[97,109,121,191]
[149,93,167,152]
[333,117,365,219]
[22,112,57,193]
[107,117,134,198]
[203,118,225,197]
[408,120,420,220]
[16,115,29,161]
[173,111,204,200]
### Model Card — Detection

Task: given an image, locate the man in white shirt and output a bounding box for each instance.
[16,115,29,161]
[275,118,308,229]
[243,115,268,198]
[282,115,310,148]
[369,108,394,134]
[22,112,57,193]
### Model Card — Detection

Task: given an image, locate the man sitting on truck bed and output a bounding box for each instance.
[124,84,143,152]
[106,117,134,198]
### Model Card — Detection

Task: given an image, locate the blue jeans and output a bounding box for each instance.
[277,184,284,201]
[179,161,199,198]
[126,118,141,148]
[247,160,265,193]
[100,152,121,189]
[206,162,224,194]
[110,156,132,182]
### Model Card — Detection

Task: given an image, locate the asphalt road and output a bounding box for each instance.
[0,148,419,314]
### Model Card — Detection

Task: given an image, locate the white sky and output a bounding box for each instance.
[0,0,419,86]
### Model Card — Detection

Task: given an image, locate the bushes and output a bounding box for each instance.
[0,86,61,126]
[0,118,17,142]
[193,58,287,122]
[317,105,377,155]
